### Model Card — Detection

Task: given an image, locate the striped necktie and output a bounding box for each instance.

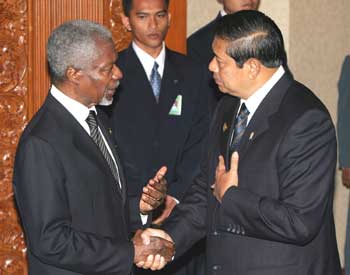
[230,103,250,152]
[150,61,161,102]
[86,111,121,188]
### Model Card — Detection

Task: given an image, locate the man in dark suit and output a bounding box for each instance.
[187,0,259,66]
[141,11,342,275]
[109,0,210,273]
[187,0,259,113]
[337,55,350,275]
[13,20,174,275]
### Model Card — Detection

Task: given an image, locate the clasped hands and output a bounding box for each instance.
[133,229,175,270]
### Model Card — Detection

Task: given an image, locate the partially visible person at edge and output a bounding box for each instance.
[337,55,350,275]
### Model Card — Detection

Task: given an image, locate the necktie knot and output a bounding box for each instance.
[238,103,249,121]
[86,110,98,131]
[153,62,159,71]
[150,61,161,102]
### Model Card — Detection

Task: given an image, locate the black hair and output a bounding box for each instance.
[122,0,170,16]
[215,10,285,68]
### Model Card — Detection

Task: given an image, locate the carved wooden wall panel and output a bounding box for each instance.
[0,0,29,274]
[0,1,186,274]
[104,0,133,52]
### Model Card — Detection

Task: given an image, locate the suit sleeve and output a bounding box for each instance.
[217,109,337,245]
[13,137,134,274]
[161,99,224,257]
[162,154,208,257]
[337,56,350,167]
[166,67,211,201]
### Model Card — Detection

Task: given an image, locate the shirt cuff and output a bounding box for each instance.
[140,213,149,225]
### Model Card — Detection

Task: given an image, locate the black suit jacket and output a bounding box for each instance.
[13,94,133,275]
[163,73,341,275]
[111,46,210,231]
[187,13,221,67]
[187,13,223,114]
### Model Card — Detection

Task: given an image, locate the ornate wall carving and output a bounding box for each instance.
[104,0,132,51]
[0,0,29,274]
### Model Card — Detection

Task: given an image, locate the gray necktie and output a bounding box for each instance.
[86,111,121,188]
[150,61,161,102]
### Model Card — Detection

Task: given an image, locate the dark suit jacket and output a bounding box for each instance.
[187,13,223,114]
[187,13,221,67]
[337,55,350,168]
[111,46,210,231]
[163,73,341,275]
[13,94,133,275]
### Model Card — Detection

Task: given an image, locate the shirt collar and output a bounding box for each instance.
[220,10,228,17]
[241,65,285,123]
[132,42,166,80]
[50,84,97,124]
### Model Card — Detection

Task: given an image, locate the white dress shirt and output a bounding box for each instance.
[240,65,285,125]
[220,10,228,17]
[132,42,166,80]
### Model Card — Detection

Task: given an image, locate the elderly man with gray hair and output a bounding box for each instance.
[13,20,174,275]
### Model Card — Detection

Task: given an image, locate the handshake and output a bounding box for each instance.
[133,228,175,270]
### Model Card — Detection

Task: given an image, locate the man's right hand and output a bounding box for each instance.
[140,166,167,215]
[133,229,174,270]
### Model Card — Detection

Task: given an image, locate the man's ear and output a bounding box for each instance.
[245,58,261,80]
[167,12,171,28]
[66,67,82,85]
[121,15,131,31]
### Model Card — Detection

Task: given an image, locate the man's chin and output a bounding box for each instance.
[216,84,227,93]
[99,96,114,106]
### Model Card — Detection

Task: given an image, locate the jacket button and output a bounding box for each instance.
[211,231,220,236]
[212,265,222,271]
[231,225,236,234]
[236,225,241,235]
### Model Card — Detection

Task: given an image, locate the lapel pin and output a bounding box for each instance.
[108,128,113,135]
[249,132,255,140]
[223,122,228,132]
[173,79,178,84]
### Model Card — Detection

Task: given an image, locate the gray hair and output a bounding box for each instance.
[47,20,114,84]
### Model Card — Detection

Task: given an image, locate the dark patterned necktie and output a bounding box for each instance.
[86,111,121,188]
[230,103,250,152]
[150,61,161,102]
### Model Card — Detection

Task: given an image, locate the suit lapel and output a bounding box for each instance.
[124,46,159,107]
[98,117,127,205]
[217,96,240,171]
[238,73,294,161]
[46,95,124,201]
